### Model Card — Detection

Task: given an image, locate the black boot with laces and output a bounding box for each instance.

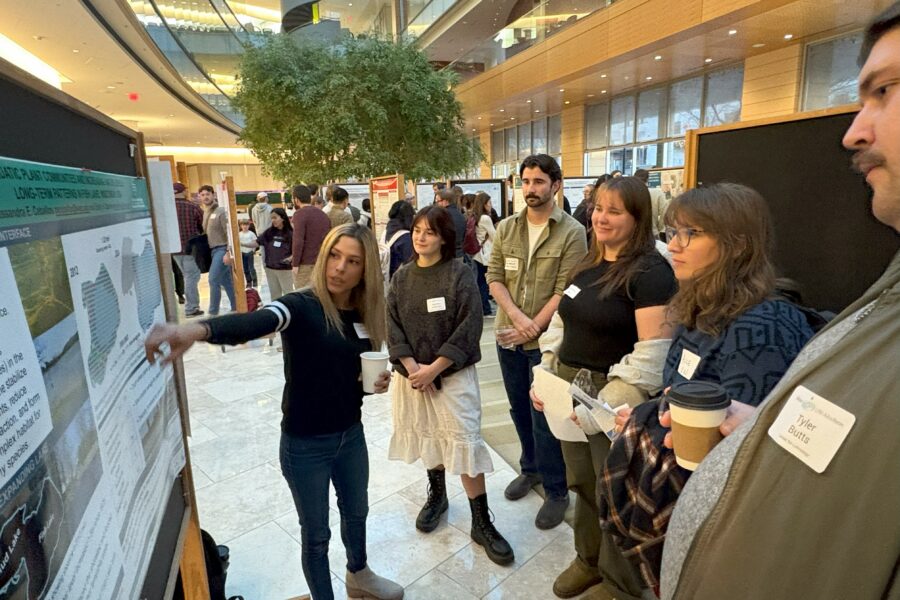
[469,493,514,565]
[416,468,448,532]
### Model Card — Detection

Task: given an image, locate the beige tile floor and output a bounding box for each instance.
[176,259,602,599]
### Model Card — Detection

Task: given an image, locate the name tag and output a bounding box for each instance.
[768,385,856,473]
[209,214,217,220]
[677,349,701,379]
[353,323,370,339]
[563,284,581,299]
[273,241,282,248]
[505,257,519,271]
[426,297,446,313]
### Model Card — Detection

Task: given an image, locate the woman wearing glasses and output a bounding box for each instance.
[596,183,816,593]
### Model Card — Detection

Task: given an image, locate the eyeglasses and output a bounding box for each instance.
[665,226,706,248]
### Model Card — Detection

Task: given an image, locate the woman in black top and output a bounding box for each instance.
[532,177,677,600]
[145,224,403,600]
[252,207,294,299]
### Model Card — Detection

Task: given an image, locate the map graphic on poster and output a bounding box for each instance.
[0,156,185,600]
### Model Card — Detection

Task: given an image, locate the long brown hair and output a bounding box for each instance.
[472,192,491,221]
[309,223,387,349]
[567,177,656,299]
[666,183,776,336]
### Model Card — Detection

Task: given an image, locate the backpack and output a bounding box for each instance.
[245,287,261,312]
[379,229,408,288]
[463,215,481,256]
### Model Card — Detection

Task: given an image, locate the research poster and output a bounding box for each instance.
[563,177,596,213]
[452,180,505,211]
[369,175,401,237]
[0,156,185,599]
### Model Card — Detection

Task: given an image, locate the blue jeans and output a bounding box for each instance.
[208,245,236,315]
[496,345,568,499]
[474,261,491,315]
[280,423,369,600]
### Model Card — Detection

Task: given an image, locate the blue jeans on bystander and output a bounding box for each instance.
[208,245,236,315]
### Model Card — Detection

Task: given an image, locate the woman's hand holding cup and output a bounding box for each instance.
[373,370,391,394]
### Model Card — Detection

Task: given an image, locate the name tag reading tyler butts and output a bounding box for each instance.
[505,257,519,271]
[768,385,855,473]
[426,297,446,313]
[353,323,370,339]
[677,349,701,379]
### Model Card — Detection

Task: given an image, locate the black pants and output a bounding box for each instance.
[172,256,184,298]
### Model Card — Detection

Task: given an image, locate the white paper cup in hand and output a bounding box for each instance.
[361,351,389,393]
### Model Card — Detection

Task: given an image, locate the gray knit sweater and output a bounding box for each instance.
[387,258,482,377]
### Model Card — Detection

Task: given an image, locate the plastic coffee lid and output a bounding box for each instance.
[667,381,729,410]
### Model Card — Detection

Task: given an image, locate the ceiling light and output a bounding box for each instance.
[654,55,662,60]
[559,88,565,92]
[600,74,607,78]
[646,76,653,80]
[601,90,607,94]
[490,123,494,126]
[728,29,737,35]
[477,116,482,119]
[0,33,68,89]
[526,99,532,103]
[587,94,595,97]
[72,49,79,53]
[472,128,476,131]
[624,76,630,80]
[564,100,571,104]
[499,108,505,112]
[107,85,116,89]
[534,109,541,113]
[510,117,516,120]
[705,57,713,63]
[752,43,765,48]
[784,34,793,40]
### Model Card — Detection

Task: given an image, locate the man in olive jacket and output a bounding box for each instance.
[661,5,900,598]
[487,154,587,530]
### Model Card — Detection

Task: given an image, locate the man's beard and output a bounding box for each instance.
[525,192,552,207]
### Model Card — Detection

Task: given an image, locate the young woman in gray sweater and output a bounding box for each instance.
[387,206,514,566]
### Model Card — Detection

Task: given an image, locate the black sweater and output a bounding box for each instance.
[387,259,482,378]
[206,290,373,436]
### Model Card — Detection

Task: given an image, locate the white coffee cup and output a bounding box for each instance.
[360,351,389,394]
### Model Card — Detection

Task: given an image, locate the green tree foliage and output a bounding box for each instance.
[233,33,483,183]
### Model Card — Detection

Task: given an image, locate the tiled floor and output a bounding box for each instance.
[177,263,599,599]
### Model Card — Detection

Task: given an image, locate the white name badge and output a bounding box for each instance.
[505,257,519,271]
[353,323,370,339]
[768,385,856,473]
[677,349,701,379]
[426,297,447,313]
[273,241,282,248]
[209,214,217,220]
[563,284,581,299]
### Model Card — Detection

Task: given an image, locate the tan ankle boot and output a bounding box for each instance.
[345,566,404,600]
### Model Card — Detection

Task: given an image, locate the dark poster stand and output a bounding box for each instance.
[0,60,208,599]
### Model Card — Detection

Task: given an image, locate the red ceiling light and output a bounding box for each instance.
[127,92,139,101]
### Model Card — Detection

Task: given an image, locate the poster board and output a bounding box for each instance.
[0,60,205,599]
[369,174,404,238]
[335,183,369,213]
[562,177,595,212]
[449,179,507,216]
[646,167,684,202]
[686,106,899,312]
[415,182,438,207]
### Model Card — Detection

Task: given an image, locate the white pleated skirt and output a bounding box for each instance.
[388,365,494,477]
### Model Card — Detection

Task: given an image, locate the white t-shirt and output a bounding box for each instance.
[239,230,256,254]
[526,220,548,270]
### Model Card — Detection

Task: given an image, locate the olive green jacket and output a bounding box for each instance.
[486,204,587,350]
[673,249,900,599]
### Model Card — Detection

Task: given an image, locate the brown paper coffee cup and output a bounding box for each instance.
[667,381,729,471]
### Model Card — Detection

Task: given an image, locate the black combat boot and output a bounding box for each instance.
[416,468,448,532]
[469,493,514,565]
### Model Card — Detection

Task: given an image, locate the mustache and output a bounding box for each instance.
[526,194,541,199]
[852,149,885,173]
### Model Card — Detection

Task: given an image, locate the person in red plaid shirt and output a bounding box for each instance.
[173,182,204,317]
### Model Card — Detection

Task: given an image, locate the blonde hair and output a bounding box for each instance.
[665,183,776,336]
[309,223,387,349]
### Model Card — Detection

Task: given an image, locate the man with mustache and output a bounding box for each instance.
[487,154,587,529]
[659,4,900,598]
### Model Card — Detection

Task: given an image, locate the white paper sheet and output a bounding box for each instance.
[532,367,587,443]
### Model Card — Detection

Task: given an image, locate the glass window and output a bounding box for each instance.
[668,77,703,137]
[633,142,664,169]
[492,163,510,179]
[548,114,562,155]
[803,32,863,110]
[584,150,607,176]
[505,127,517,162]
[705,66,744,126]
[585,103,609,149]
[637,88,667,142]
[663,140,686,168]
[609,96,635,146]
[491,130,505,164]
[532,118,547,154]
[607,147,634,175]
[518,122,532,158]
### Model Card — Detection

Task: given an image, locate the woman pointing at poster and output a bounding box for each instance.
[144,223,404,600]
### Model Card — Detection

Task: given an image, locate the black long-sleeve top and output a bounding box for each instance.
[205,290,373,436]
[387,259,482,378]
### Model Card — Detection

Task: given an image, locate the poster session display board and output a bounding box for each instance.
[415,182,438,207]
[336,183,369,214]
[646,168,684,202]
[369,175,404,237]
[686,107,899,312]
[562,177,595,212]
[449,179,507,216]
[0,156,186,598]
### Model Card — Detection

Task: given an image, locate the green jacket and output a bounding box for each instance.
[673,249,900,599]
[486,204,587,350]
